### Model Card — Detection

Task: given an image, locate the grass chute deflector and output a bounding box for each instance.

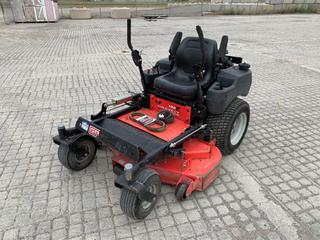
[53,18,252,219]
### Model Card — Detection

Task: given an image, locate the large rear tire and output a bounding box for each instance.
[205,98,250,155]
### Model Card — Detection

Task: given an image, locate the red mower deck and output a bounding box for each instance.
[112,138,222,197]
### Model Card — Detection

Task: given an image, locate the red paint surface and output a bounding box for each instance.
[112,138,222,196]
[117,108,190,142]
[150,94,192,124]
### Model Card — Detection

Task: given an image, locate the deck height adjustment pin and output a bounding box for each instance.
[124,163,134,181]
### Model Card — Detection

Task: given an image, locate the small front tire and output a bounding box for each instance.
[175,183,188,201]
[58,137,97,171]
[120,169,161,219]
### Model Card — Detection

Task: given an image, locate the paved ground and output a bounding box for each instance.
[0,14,320,240]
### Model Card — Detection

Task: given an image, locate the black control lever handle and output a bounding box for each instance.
[218,35,228,63]
[127,19,133,51]
[126,19,147,92]
[169,32,182,60]
[196,25,206,68]
[127,19,141,67]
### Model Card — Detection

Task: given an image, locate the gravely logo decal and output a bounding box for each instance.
[88,126,100,137]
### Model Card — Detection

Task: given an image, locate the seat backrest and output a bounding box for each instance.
[174,37,217,87]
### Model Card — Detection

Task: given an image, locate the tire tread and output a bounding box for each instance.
[58,144,71,169]
[205,98,249,155]
[120,169,160,219]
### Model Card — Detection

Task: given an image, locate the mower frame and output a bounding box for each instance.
[53,19,252,219]
[53,95,208,201]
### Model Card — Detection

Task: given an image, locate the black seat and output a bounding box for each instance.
[154,37,217,100]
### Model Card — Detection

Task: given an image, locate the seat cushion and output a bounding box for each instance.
[153,37,217,101]
[154,70,198,100]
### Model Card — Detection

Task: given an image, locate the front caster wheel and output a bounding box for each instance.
[175,183,188,201]
[120,169,161,219]
[58,137,97,171]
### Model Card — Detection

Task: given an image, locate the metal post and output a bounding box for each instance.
[124,163,134,181]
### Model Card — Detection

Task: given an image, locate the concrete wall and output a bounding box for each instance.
[104,0,172,2]
[139,4,209,17]
[211,0,261,3]
[211,0,320,2]
[0,6,3,22]
[0,0,14,24]
[70,8,92,19]
[1,0,320,23]
[61,5,208,18]
[267,0,320,3]
[209,2,319,14]
[60,1,319,19]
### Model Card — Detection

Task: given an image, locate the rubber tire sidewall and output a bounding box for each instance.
[120,169,161,219]
[225,101,250,153]
[206,98,250,155]
[58,137,97,171]
[175,183,188,201]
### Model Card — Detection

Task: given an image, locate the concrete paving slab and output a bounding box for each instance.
[0,15,320,239]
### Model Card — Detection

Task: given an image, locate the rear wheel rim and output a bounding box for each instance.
[230,112,247,146]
